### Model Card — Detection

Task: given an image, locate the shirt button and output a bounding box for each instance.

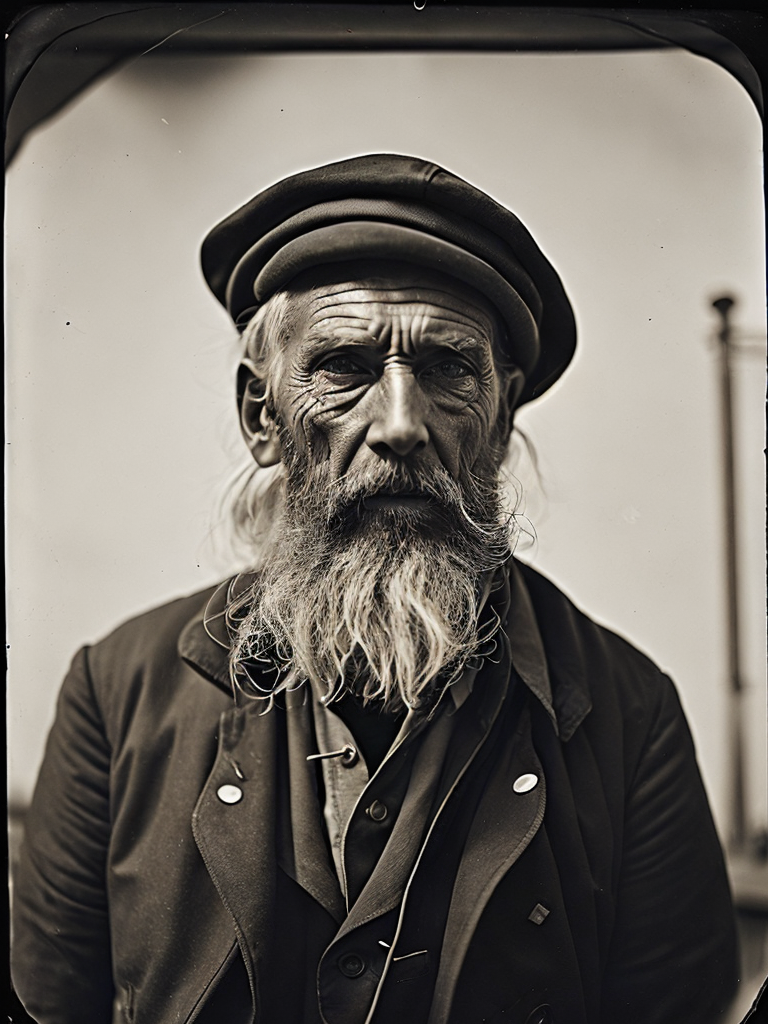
[217,784,243,804]
[513,773,539,794]
[365,800,388,822]
[338,953,366,978]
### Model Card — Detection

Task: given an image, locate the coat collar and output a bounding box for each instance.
[177,575,252,695]
[177,560,592,741]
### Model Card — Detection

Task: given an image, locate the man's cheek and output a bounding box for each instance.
[449,406,495,465]
[294,425,332,470]
[280,388,331,462]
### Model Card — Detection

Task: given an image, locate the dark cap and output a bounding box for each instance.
[201,153,576,403]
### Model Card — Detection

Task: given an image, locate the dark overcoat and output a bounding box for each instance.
[11,562,738,1024]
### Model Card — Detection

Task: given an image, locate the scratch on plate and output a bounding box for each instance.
[137,9,231,59]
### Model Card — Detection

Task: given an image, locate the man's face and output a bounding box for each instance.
[254,264,520,501]
[234,265,523,707]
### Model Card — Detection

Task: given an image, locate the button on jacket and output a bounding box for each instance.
[12,561,738,1024]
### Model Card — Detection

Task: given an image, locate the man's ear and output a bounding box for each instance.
[237,359,282,467]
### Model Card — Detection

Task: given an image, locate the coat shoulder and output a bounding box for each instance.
[81,582,228,739]
[87,583,220,668]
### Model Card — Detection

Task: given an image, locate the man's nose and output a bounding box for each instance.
[365,367,429,458]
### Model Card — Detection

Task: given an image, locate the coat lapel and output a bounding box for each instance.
[427,700,546,1024]
[191,703,277,1016]
[191,693,347,1005]
[188,606,346,1021]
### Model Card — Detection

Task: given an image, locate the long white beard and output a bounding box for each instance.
[229,452,513,713]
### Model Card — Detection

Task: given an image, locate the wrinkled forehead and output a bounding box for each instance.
[284,260,505,348]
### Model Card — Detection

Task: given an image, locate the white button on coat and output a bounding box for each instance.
[513,773,539,794]
[217,784,243,804]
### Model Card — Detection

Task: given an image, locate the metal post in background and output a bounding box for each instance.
[711,295,747,854]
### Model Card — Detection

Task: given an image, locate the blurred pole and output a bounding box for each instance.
[711,295,747,853]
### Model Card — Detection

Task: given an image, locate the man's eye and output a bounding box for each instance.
[423,360,474,381]
[318,355,368,376]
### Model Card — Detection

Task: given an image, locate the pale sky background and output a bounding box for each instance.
[6,48,766,853]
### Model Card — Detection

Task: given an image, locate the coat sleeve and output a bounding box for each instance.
[12,647,115,1024]
[600,673,739,1024]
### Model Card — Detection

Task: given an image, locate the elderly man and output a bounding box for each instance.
[12,155,738,1024]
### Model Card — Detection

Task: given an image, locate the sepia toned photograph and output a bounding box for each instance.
[6,6,767,1023]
